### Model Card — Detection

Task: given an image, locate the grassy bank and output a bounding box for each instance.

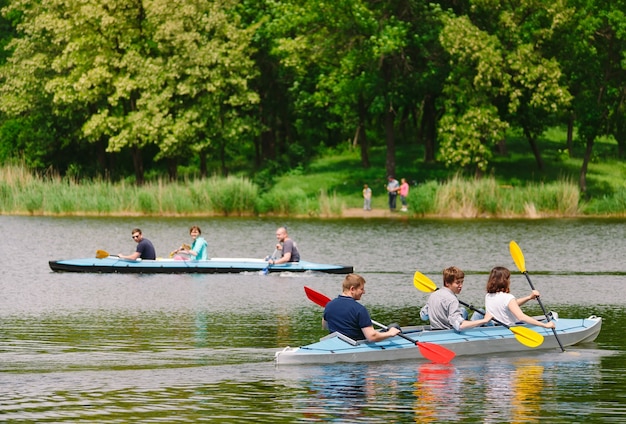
[2,160,624,218]
[2,126,626,218]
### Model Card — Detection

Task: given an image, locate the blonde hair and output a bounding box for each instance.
[342,273,366,291]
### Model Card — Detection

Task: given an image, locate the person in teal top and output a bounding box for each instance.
[172,225,208,261]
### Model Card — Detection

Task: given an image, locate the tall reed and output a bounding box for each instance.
[417,175,580,218]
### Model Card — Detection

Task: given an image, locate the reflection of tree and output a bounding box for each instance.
[412,363,458,423]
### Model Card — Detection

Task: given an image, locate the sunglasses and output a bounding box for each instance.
[132,235,140,239]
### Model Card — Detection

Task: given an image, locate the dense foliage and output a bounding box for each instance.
[0,0,624,193]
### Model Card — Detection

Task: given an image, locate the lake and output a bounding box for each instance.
[1,215,625,422]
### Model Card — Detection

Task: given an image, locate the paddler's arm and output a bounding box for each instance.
[361,325,400,342]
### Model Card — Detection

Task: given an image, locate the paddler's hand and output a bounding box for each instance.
[387,327,401,337]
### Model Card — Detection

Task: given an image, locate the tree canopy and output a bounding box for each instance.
[0,0,623,191]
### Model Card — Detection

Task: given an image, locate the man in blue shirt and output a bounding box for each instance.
[323,274,400,342]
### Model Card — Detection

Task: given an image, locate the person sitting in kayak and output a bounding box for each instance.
[171,225,208,261]
[323,274,401,342]
[420,266,492,331]
[119,228,156,260]
[484,266,555,329]
[267,226,300,265]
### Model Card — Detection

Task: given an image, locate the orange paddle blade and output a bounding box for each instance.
[96,250,109,259]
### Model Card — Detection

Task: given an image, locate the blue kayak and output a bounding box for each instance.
[49,257,353,274]
[274,315,602,365]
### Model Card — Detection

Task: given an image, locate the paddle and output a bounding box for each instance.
[303,286,456,364]
[96,250,133,261]
[412,271,544,348]
[509,240,565,352]
[262,249,278,275]
[96,249,116,259]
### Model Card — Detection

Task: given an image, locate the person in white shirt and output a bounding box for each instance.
[484,266,556,329]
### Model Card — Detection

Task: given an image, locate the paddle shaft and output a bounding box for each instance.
[457,299,512,329]
[510,240,564,351]
[370,319,423,345]
[262,249,279,274]
[521,271,565,351]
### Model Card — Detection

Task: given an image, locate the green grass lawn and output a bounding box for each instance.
[272,127,625,210]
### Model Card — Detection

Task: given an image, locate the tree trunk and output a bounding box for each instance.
[357,94,370,168]
[95,139,109,179]
[131,145,144,185]
[579,135,595,193]
[567,114,574,157]
[167,158,177,182]
[219,142,229,177]
[421,94,437,162]
[384,102,395,178]
[199,151,208,178]
[523,127,544,171]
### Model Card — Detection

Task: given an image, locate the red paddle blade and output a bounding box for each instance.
[304,286,331,307]
[416,341,456,364]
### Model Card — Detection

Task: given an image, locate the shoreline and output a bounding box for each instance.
[2,208,625,219]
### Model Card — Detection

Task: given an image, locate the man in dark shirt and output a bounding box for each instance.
[323,274,400,342]
[268,226,300,265]
[119,228,156,260]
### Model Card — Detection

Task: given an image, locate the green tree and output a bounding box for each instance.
[0,0,259,183]
[552,0,626,192]
[438,1,572,175]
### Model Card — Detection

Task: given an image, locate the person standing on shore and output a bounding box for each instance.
[399,178,409,212]
[386,176,399,211]
[362,184,372,211]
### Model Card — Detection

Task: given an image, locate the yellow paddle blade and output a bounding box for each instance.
[510,326,544,348]
[96,249,109,259]
[509,240,527,273]
[413,271,438,293]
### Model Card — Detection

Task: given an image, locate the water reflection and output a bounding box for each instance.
[412,363,458,423]
[305,365,372,421]
[482,359,544,423]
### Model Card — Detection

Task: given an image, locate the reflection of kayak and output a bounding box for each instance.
[49,257,353,274]
[274,315,602,365]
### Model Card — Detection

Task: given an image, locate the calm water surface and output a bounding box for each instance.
[1,216,625,422]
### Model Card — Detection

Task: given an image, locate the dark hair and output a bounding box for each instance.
[189,225,202,235]
[486,267,511,294]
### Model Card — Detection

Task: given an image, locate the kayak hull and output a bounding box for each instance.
[274,316,602,365]
[49,257,353,274]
